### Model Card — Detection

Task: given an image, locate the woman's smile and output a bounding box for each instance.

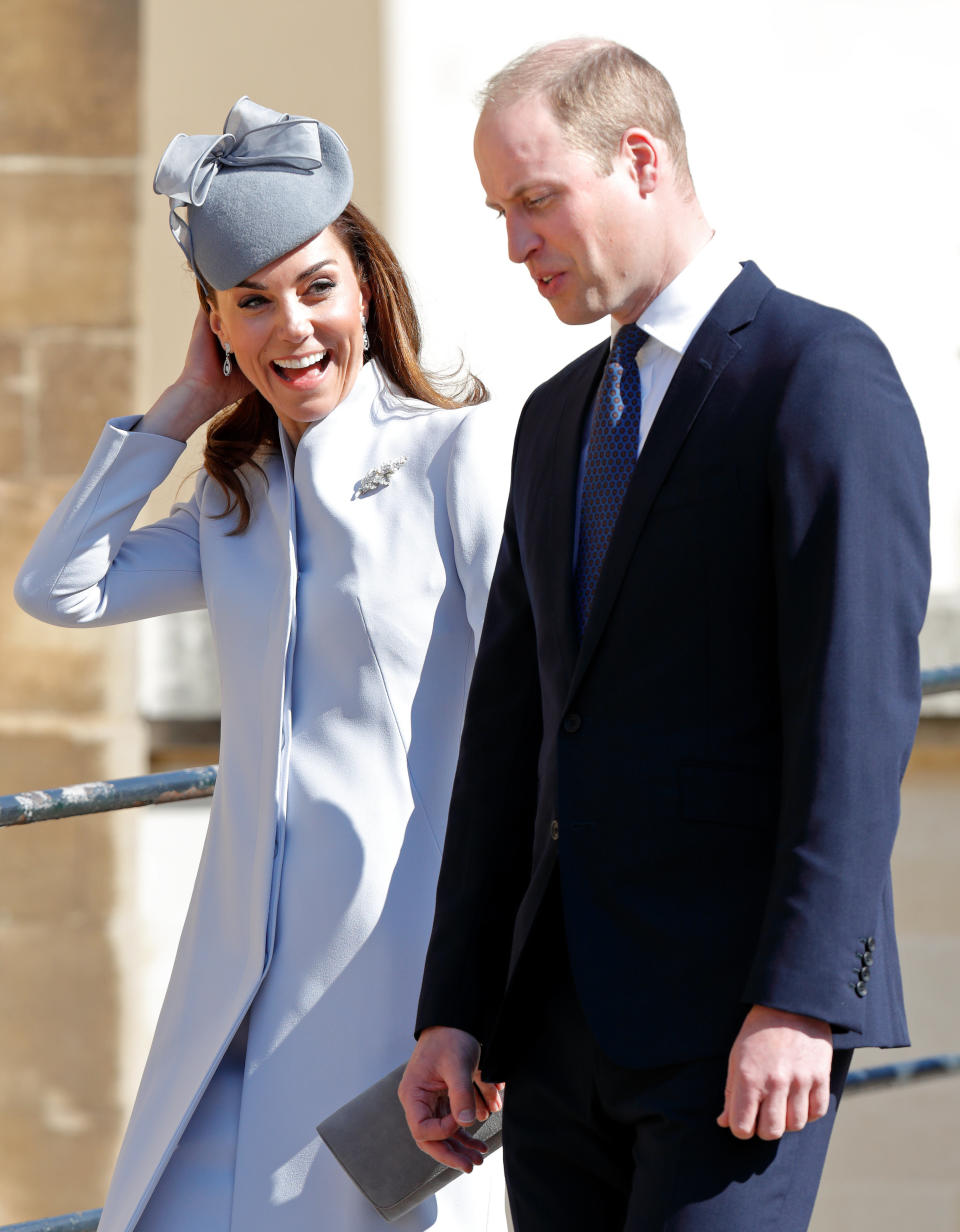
[271,350,332,386]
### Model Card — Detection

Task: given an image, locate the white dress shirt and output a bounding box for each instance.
[574,239,743,555]
[626,237,743,454]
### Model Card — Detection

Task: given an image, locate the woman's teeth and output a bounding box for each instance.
[274,352,327,370]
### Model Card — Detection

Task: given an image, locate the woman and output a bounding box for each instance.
[15,98,511,1232]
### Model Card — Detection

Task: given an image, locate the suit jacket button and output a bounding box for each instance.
[550,819,559,840]
[860,950,874,967]
[865,937,877,952]
[563,714,581,733]
[855,981,869,998]
[859,966,871,982]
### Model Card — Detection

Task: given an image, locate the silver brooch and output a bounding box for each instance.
[356,456,408,497]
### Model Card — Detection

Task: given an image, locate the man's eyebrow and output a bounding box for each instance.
[234,259,337,291]
[485,181,554,211]
[484,186,525,211]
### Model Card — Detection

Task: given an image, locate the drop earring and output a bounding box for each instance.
[362,323,370,353]
[222,343,232,377]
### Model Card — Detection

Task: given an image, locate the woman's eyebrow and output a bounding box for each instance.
[295,259,337,282]
[234,260,337,291]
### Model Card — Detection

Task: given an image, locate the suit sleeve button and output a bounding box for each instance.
[859,966,871,982]
[550,819,559,840]
[860,950,874,967]
[855,981,869,998]
[865,937,876,952]
[563,714,581,733]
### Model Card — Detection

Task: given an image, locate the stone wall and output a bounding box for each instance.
[0,0,144,1219]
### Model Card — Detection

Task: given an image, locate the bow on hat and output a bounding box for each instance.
[154,96,324,207]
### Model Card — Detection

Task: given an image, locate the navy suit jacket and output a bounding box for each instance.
[417,262,930,1073]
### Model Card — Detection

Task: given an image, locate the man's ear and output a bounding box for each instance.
[621,129,659,194]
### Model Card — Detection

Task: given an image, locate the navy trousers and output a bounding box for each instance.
[500,891,851,1232]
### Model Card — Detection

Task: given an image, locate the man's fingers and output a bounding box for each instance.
[807,1075,831,1123]
[721,1074,832,1140]
[401,1086,455,1138]
[473,1076,504,1120]
[726,1091,760,1139]
[784,1080,813,1134]
[414,1138,466,1171]
[754,1079,788,1140]
[450,1127,489,1166]
[721,1068,761,1140]
[451,1077,480,1125]
[397,1026,486,1149]
[718,1006,834,1140]
[716,1066,735,1131]
[395,1025,497,1174]
[413,1129,486,1173]
[402,1087,490,1175]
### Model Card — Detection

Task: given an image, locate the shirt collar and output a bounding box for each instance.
[613,237,742,359]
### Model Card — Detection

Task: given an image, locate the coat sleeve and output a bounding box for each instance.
[15,416,207,627]
[742,320,930,1032]
[417,403,544,1044]
[444,401,517,651]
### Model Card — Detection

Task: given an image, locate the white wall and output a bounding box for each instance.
[383,0,960,594]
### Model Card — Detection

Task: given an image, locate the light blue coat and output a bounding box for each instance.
[16,361,513,1231]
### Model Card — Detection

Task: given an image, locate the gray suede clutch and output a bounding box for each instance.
[316,1063,503,1223]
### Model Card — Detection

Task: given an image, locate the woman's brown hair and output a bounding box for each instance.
[200,202,488,534]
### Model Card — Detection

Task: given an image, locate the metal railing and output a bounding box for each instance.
[1,662,959,1232]
[0,764,218,829]
[2,1213,102,1232]
[919,663,960,695]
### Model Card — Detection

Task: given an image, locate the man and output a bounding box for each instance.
[399,38,930,1231]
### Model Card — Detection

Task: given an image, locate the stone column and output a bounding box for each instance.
[0,0,144,1220]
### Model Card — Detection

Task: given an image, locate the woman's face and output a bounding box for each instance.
[208,228,370,444]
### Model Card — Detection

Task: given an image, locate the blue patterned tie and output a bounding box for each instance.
[574,323,646,636]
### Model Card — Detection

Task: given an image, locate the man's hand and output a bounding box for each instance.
[398,1026,503,1172]
[717,1005,833,1140]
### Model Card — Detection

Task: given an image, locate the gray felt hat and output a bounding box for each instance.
[154,97,353,290]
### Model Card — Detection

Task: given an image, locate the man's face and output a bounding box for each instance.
[474,94,652,326]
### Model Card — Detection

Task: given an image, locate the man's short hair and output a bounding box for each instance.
[479,38,693,191]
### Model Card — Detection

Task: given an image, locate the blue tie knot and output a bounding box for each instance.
[611,322,646,365]
[602,324,646,426]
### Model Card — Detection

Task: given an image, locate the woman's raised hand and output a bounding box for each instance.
[136,309,255,442]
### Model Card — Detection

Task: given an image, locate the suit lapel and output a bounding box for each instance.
[539,342,608,684]
[569,263,772,697]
